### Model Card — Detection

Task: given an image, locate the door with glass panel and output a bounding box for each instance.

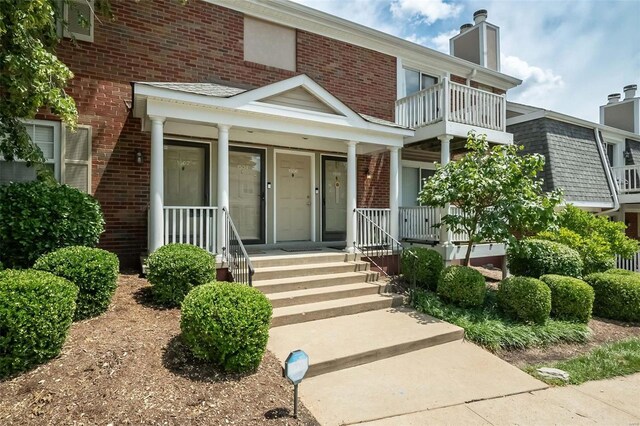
[322,156,347,241]
[229,147,265,244]
[404,68,439,126]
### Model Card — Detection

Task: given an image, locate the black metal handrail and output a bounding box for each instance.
[353,209,418,285]
[222,207,255,286]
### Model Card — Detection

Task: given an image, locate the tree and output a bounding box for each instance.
[419,131,563,266]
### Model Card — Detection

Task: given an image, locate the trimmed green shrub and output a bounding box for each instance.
[604,268,637,277]
[537,228,614,275]
[584,273,640,322]
[401,248,443,291]
[539,274,594,323]
[437,265,486,307]
[507,239,583,278]
[0,269,77,378]
[34,246,119,320]
[181,282,272,373]
[0,181,104,269]
[497,276,552,324]
[147,243,217,307]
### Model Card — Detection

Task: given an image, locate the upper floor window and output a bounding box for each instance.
[0,120,92,193]
[63,0,94,43]
[404,68,438,97]
[244,16,296,71]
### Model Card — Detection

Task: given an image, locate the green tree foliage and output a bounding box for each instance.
[0,0,77,171]
[419,131,563,265]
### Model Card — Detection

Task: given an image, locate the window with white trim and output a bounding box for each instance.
[63,0,94,42]
[0,120,92,193]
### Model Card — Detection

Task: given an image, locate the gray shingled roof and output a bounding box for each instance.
[508,117,614,205]
[359,113,405,129]
[138,82,248,98]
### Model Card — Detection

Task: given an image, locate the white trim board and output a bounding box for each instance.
[273,149,316,244]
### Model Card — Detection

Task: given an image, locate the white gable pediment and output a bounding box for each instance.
[260,87,342,115]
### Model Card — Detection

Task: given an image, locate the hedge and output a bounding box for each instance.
[437,265,486,307]
[0,269,77,378]
[584,273,640,322]
[539,274,594,323]
[181,282,272,373]
[34,246,119,320]
[401,248,443,291]
[507,239,583,278]
[498,276,552,324]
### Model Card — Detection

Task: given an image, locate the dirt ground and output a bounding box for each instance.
[0,273,318,426]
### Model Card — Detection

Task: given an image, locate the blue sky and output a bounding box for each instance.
[291,0,640,123]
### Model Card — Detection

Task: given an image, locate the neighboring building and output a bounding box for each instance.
[2,0,521,268]
[506,83,640,243]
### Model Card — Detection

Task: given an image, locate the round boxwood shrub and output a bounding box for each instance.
[147,243,217,307]
[0,269,77,378]
[181,282,272,373]
[497,276,552,324]
[539,274,594,323]
[584,272,640,322]
[401,248,443,291]
[507,239,583,279]
[34,246,119,321]
[0,181,104,269]
[604,268,637,277]
[437,265,486,307]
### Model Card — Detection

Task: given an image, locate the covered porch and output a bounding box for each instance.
[132,75,412,261]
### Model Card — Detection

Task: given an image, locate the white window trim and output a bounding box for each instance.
[61,123,93,194]
[402,66,442,98]
[63,0,95,43]
[26,119,62,181]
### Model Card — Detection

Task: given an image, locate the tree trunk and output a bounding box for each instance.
[463,240,473,266]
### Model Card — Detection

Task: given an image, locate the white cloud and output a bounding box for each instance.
[390,0,462,24]
[501,55,564,107]
[427,29,458,53]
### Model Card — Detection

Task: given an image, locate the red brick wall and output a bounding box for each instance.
[451,74,505,95]
[357,152,390,208]
[46,0,397,266]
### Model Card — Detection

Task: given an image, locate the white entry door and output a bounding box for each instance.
[164,144,207,206]
[276,153,312,241]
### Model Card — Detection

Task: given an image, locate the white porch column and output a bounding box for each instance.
[217,124,231,257]
[389,146,400,240]
[439,135,453,245]
[149,116,166,253]
[346,141,358,252]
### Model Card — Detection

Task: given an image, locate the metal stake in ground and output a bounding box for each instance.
[283,350,309,419]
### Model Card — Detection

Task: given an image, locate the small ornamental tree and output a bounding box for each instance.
[419,131,562,265]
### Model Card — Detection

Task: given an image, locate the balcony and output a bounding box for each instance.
[612,165,640,203]
[395,78,510,145]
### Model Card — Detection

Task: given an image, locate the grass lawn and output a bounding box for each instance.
[524,337,640,385]
[412,289,591,352]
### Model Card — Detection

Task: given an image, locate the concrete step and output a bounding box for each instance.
[254,271,379,294]
[250,251,356,268]
[268,282,384,308]
[271,293,403,328]
[269,307,463,378]
[253,261,369,281]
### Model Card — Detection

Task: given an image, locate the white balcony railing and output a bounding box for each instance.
[355,208,391,248]
[395,78,506,132]
[398,206,471,243]
[163,206,218,253]
[612,165,640,194]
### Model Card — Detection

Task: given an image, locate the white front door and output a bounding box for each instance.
[276,153,311,241]
[164,144,207,206]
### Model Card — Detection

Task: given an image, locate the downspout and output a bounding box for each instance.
[594,128,620,215]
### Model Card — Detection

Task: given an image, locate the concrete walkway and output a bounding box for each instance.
[360,373,640,425]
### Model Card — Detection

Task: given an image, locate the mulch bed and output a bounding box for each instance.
[0,273,319,425]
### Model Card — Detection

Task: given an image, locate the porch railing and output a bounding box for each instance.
[612,165,640,194]
[395,78,506,131]
[354,208,414,279]
[616,251,640,273]
[163,206,218,253]
[222,207,255,286]
[398,205,471,243]
[355,208,392,248]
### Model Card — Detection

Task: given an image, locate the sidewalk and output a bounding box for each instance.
[361,372,640,425]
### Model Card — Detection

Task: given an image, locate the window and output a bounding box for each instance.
[244,16,296,71]
[0,120,92,193]
[404,68,438,96]
[63,0,94,42]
